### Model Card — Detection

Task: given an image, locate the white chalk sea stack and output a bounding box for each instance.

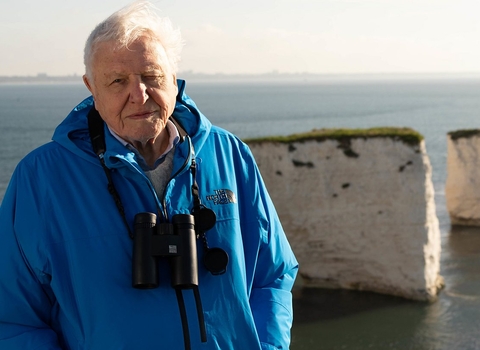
[446,130,480,226]
[248,128,443,301]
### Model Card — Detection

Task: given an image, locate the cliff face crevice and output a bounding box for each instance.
[247,129,442,301]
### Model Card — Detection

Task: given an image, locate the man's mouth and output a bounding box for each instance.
[127,111,156,119]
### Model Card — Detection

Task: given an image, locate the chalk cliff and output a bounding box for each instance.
[446,130,480,226]
[247,128,443,301]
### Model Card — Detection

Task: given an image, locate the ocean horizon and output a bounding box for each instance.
[3,71,480,84]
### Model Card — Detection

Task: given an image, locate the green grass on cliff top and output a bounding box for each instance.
[244,127,423,146]
[448,129,480,140]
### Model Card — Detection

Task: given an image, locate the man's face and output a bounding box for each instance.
[84,36,178,146]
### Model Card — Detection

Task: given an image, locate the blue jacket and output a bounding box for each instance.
[0,80,298,349]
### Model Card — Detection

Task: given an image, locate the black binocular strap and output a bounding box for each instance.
[87,107,133,238]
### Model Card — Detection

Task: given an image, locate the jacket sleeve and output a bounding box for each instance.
[242,148,299,350]
[0,168,63,349]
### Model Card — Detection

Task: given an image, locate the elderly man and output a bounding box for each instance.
[0,1,298,349]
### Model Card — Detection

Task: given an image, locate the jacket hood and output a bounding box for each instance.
[52,79,212,163]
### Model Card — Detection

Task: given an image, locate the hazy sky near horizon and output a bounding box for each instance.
[1,0,480,76]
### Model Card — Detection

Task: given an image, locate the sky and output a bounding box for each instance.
[1,0,480,76]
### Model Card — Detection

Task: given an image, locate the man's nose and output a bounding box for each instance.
[129,77,149,104]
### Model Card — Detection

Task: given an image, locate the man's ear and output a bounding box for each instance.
[83,75,95,96]
[173,74,178,94]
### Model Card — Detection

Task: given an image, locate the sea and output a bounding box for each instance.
[2,77,480,349]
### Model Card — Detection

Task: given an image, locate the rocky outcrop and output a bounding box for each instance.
[446,130,480,226]
[247,128,443,301]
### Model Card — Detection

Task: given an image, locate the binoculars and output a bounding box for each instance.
[132,212,198,289]
[131,210,228,349]
[133,212,206,348]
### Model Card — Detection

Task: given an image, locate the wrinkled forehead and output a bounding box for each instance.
[90,36,172,75]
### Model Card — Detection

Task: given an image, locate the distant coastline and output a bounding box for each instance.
[2,71,480,84]
[0,74,83,84]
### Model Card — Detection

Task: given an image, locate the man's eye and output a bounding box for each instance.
[109,78,125,86]
[144,75,162,81]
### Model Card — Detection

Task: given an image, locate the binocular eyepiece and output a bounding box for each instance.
[132,212,198,289]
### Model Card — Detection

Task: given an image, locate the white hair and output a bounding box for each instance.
[84,1,184,78]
